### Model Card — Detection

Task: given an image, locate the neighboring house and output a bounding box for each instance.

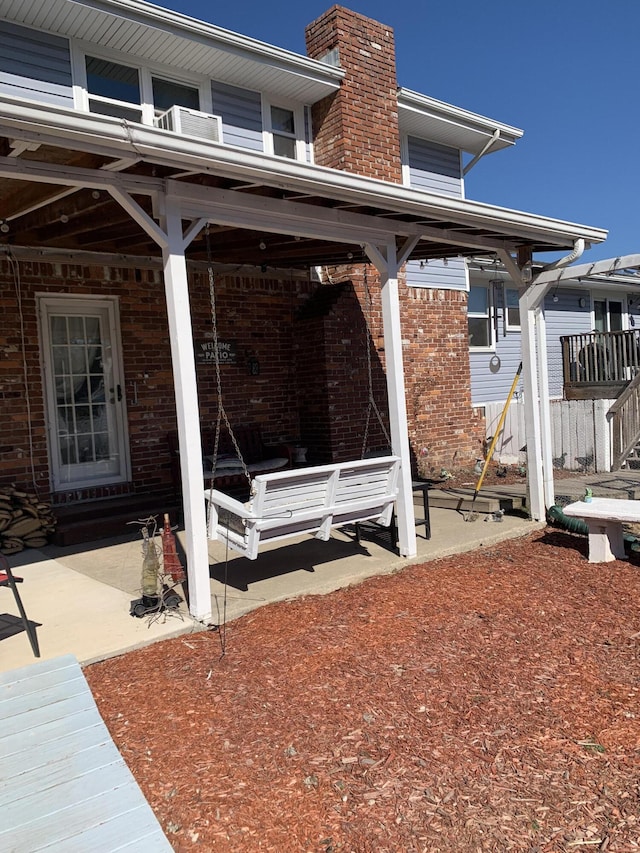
[0,1,608,615]
[467,259,640,471]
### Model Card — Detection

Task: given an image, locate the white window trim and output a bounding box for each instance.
[71,39,309,161]
[303,105,315,165]
[505,287,521,332]
[400,134,411,186]
[262,95,307,161]
[468,283,495,352]
[590,293,629,332]
[70,39,211,123]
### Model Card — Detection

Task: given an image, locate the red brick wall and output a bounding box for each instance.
[400,286,484,475]
[305,6,483,472]
[305,6,403,182]
[294,278,389,464]
[190,270,312,442]
[293,266,483,472]
[0,257,48,496]
[0,258,314,500]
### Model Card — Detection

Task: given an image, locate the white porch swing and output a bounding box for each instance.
[203,252,400,560]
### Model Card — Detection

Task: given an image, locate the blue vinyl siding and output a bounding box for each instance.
[470,283,522,406]
[544,289,592,397]
[470,337,523,407]
[0,21,73,107]
[407,136,462,197]
[406,257,467,289]
[470,286,594,405]
[211,81,263,151]
[406,136,465,289]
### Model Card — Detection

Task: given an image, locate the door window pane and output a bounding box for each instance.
[50,314,111,467]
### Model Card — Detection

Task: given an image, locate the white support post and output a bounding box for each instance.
[366,241,417,558]
[519,295,545,521]
[161,201,211,622]
[535,307,556,509]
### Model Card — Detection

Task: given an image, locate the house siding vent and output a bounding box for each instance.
[154,106,222,143]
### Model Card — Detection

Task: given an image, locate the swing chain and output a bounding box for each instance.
[361,265,391,459]
[206,225,252,491]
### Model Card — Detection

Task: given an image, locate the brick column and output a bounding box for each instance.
[305,6,402,182]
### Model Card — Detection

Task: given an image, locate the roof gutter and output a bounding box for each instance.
[0,98,608,250]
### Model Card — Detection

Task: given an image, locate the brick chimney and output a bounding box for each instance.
[305,6,403,183]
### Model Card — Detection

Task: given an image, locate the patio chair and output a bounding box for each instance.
[0,553,40,657]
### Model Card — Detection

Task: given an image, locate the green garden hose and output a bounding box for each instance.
[547,504,640,551]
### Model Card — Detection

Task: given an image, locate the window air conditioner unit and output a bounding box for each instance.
[154,106,223,143]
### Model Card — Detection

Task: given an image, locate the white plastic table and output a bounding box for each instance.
[563,497,640,562]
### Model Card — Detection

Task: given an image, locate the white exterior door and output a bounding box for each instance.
[40,296,130,491]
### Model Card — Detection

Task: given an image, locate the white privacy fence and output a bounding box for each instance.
[484,398,612,473]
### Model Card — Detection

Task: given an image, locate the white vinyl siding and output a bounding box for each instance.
[211,80,263,151]
[0,20,73,107]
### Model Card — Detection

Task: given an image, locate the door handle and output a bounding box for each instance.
[109,385,123,402]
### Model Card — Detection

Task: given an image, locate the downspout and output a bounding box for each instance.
[538,237,586,278]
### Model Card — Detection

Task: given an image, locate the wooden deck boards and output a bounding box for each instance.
[0,654,171,852]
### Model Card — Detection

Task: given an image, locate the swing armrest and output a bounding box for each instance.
[205,489,255,519]
[205,488,256,541]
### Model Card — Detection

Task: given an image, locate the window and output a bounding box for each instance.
[505,288,521,330]
[152,77,200,115]
[270,105,297,159]
[594,298,624,333]
[468,286,492,348]
[85,56,142,122]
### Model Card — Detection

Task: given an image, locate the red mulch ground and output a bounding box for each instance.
[85,528,640,852]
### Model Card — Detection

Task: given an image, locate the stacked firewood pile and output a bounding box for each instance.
[0,487,56,555]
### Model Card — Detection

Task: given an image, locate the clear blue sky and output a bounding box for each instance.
[167,0,637,263]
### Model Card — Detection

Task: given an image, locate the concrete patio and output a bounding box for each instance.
[0,499,543,674]
[5,467,640,674]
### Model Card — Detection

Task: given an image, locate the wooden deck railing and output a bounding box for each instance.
[608,370,640,470]
[560,330,640,400]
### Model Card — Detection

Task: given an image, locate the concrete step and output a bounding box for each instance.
[428,488,526,513]
[52,494,181,546]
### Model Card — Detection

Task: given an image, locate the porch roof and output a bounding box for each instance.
[0,96,607,267]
